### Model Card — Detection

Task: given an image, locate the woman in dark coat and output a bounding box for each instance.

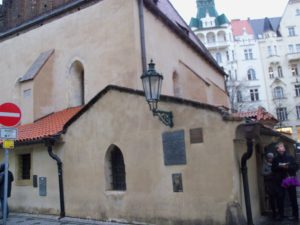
[0,163,14,218]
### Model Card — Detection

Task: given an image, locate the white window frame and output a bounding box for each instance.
[250,89,259,101]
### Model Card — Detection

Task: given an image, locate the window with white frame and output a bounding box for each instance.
[274,45,278,55]
[288,27,296,37]
[278,66,283,78]
[247,69,256,80]
[267,46,272,56]
[289,44,294,53]
[250,89,259,101]
[269,67,274,78]
[237,90,243,103]
[276,107,288,121]
[226,51,230,61]
[297,9,300,16]
[216,52,222,63]
[244,49,253,60]
[292,64,299,76]
[296,44,300,53]
[297,106,300,119]
[295,85,300,97]
[273,86,284,99]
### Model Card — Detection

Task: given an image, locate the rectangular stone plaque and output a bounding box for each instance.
[39,177,47,196]
[190,128,203,144]
[172,173,183,192]
[162,130,186,165]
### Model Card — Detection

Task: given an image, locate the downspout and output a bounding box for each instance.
[138,0,147,72]
[241,138,254,225]
[45,138,65,218]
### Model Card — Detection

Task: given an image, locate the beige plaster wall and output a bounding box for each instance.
[0,0,229,125]
[61,89,238,224]
[0,0,140,123]
[33,55,55,121]
[3,145,60,214]
[141,6,229,107]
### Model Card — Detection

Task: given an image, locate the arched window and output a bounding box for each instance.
[207,32,216,43]
[277,66,283,78]
[105,145,126,191]
[269,67,274,79]
[217,31,226,42]
[247,69,256,80]
[172,72,180,97]
[274,86,284,99]
[69,60,84,107]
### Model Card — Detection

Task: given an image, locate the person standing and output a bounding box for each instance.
[0,163,14,219]
[272,142,299,221]
[262,152,277,219]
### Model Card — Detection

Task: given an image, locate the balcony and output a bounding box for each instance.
[286,52,300,62]
[204,41,230,50]
[267,54,280,64]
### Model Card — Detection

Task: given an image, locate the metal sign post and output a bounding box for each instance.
[2,140,14,225]
[3,148,9,225]
[0,103,21,224]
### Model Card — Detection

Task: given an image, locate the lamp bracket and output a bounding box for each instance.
[152,109,173,128]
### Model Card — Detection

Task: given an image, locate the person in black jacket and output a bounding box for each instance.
[262,152,277,219]
[272,142,299,221]
[0,163,14,219]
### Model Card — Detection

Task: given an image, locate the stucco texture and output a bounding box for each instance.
[61,89,239,225]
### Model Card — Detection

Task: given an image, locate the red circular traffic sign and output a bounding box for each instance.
[0,103,22,127]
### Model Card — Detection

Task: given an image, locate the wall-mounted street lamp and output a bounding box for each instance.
[141,60,173,128]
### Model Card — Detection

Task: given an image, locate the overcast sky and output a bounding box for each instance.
[169,0,287,22]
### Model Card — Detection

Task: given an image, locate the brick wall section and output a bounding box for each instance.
[0,0,74,31]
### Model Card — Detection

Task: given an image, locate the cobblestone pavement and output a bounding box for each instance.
[1,213,300,225]
[0,213,130,225]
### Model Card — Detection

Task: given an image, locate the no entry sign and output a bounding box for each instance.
[0,103,22,127]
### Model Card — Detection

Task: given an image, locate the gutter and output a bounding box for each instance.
[44,137,65,218]
[137,0,147,73]
[241,139,254,225]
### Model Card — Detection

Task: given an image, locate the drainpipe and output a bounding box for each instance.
[45,138,65,218]
[241,138,254,225]
[138,0,147,72]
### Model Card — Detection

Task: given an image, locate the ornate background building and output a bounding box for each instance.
[190,0,300,141]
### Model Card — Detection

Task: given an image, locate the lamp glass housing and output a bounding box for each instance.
[141,61,163,111]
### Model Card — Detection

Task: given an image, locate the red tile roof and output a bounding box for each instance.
[16,106,82,143]
[233,107,278,122]
[231,19,254,36]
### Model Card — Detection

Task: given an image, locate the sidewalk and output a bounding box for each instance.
[0,213,132,225]
[1,213,300,225]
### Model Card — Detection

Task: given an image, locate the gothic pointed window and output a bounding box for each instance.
[105,145,126,191]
